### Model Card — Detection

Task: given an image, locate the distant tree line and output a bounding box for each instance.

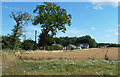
[53,35,97,48]
[2,35,120,50]
[97,43,120,47]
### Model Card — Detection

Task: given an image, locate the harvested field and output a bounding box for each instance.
[2,48,119,75]
[20,47,118,60]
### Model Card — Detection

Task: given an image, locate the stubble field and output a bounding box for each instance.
[2,47,119,75]
[20,47,118,60]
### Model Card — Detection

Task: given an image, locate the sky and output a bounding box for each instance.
[1,2,119,43]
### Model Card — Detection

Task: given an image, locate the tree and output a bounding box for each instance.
[38,33,53,49]
[9,11,31,49]
[21,40,37,50]
[32,2,72,48]
[2,35,21,49]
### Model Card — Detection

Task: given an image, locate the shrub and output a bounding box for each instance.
[49,45,61,50]
[21,40,37,50]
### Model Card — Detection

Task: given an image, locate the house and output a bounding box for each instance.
[76,46,82,49]
[66,44,76,50]
[58,44,65,50]
[80,43,89,49]
[52,42,64,50]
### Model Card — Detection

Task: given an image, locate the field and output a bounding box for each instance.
[21,47,118,60]
[2,47,119,75]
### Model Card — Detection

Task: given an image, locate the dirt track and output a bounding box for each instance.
[21,47,118,60]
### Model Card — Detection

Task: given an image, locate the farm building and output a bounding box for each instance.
[66,44,76,50]
[80,43,89,49]
[52,43,64,50]
[76,46,82,49]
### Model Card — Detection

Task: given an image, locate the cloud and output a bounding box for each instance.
[1,6,20,10]
[105,29,117,32]
[88,0,119,7]
[91,27,95,30]
[114,32,120,36]
[67,28,83,34]
[56,28,88,37]
[86,6,89,8]
[28,26,41,33]
[93,6,103,10]
[88,0,118,10]
[104,35,111,38]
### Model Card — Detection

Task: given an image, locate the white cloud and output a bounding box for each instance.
[86,6,89,8]
[88,0,118,10]
[114,32,120,35]
[67,28,83,34]
[56,28,88,37]
[104,35,111,38]
[1,6,20,10]
[88,0,119,7]
[93,6,103,10]
[91,27,95,30]
[28,26,41,33]
[105,29,117,32]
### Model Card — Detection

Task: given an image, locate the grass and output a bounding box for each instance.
[2,48,119,75]
[2,59,119,75]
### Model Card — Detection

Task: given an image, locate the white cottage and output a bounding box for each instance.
[80,43,89,49]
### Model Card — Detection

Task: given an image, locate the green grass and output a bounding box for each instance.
[2,59,119,75]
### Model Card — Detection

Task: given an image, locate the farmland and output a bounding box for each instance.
[2,47,119,75]
[20,47,118,60]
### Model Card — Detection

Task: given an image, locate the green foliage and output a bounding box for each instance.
[9,11,31,49]
[2,58,119,75]
[97,43,120,47]
[21,40,37,50]
[71,48,78,50]
[33,2,72,48]
[38,33,53,48]
[2,35,11,49]
[49,45,61,50]
[33,2,72,35]
[2,35,21,49]
[54,35,97,48]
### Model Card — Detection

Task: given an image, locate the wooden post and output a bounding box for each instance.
[35,30,37,42]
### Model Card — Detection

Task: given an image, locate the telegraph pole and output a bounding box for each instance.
[35,30,37,42]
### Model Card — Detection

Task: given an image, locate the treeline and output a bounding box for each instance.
[97,43,120,47]
[2,35,37,50]
[2,35,97,50]
[53,35,97,48]
[2,35,120,50]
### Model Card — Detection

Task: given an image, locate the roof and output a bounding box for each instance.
[80,44,89,47]
[69,44,76,48]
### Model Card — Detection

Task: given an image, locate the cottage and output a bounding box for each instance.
[76,46,82,49]
[80,43,89,49]
[66,44,76,50]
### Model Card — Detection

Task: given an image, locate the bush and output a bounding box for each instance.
[45,46,51,51]
[48,45,61,50]
[71,48,78,50]
[21,40,37,50]
[2,35,21,49]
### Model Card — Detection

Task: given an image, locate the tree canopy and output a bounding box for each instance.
[33,2,72,35]
[32,2,72,48]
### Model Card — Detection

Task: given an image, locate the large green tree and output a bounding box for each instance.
[10,11,31,49]
[33,2,72,48]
